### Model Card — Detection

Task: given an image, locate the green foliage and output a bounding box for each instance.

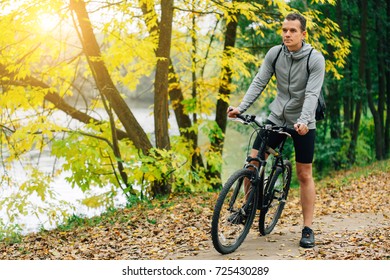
[354,116,376,165]
[0,167,75,235]
[315,132,349,176]
[51,131,113,192]
[131,135,211,194]
[57,214,87,231]
[314,115,377,177]
[57,207,118,232]
[0,219,22,244]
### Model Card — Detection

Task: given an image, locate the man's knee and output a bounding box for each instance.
[296,163,313,184]
[297,172,313,185]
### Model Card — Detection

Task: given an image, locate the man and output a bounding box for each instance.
[227,13,325,248]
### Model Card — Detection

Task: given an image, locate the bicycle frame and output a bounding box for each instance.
[258,133,289,209]
[211,114,293,254]
[237,116,291,211]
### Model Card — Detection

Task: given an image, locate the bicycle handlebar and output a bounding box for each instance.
[232,114,292,138]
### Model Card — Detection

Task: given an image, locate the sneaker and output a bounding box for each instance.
[300,226,315,248]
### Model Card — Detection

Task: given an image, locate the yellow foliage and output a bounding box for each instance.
[0,0,352,232]
[81,192,114,209]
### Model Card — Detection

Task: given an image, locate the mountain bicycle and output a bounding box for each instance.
[211,114,293,254]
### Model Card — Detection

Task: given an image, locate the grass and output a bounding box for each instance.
[56,207,119,232]
[0,221,22,245]
[316,158,390,189]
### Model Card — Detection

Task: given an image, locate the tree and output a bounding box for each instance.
[206,1,239,187]
[347,0,367,163]
[386,0,390,157]
[367,0,386,160]
[154,0,173,152]
[0,0,352,230]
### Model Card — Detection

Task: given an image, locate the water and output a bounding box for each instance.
[0,105,251,235]
[0,106,180,234]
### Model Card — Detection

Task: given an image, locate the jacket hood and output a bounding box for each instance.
[282,42,312,60]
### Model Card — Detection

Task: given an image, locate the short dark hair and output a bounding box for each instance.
[285,13,306,32]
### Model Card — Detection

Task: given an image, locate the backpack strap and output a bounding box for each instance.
[271,45,283,74]
[306,48,314,75]
[307,48,326,121]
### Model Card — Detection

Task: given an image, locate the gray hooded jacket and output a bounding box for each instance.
[237,42,325,129]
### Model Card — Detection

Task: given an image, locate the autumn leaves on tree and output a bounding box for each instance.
[0,0,355,223]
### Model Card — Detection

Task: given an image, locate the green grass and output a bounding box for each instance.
[57,207,119,232]
[0,221,22,245]
[316,158,390,189]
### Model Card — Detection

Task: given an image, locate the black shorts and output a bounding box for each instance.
[253,120,316,164]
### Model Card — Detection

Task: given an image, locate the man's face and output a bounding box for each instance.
[282,19,306,52]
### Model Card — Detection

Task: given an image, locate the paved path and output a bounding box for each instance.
[180,213,388,260]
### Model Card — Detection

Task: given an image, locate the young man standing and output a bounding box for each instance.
[227,13,325,248]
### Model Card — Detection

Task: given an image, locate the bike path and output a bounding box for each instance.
[178,213,388,260]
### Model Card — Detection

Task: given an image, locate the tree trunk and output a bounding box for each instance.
[188,15,203,169]
[372,6,386,159]
[154,0,173,151]
[70,0,152,154]
[69,0,179,197]
[385,0,390,157]
[151,0,174,195]
[348,0,368,164]
[341,1,353,135]
[140,0,204,168]
[325,4,342,168]
[206,9,238,188]
[366,68,384,160]
[168,65,204,169]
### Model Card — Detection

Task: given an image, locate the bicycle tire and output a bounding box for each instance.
[211,169,259,254]
[259,160,292,235]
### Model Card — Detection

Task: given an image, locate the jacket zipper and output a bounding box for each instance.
[282,58,294,126]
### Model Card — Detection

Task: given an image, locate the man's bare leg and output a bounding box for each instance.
[243,149,260,200]
[296,162,316,248]
[296,162,315,227]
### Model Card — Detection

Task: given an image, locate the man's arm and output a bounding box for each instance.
[236,46,282,114]
[296,50,325,126]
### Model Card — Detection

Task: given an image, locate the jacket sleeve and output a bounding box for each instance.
[237,46,280,114]
[297,51,325,125]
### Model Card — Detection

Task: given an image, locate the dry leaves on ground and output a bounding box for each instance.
[0,193,217,260]
[0,165,388,260]
[300,226,389,260]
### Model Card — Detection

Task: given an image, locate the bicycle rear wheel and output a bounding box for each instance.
[211,169,258,254]
[259,160,292,235]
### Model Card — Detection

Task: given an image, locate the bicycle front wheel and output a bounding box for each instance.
[259,160,292,235]
[211,169,259,254]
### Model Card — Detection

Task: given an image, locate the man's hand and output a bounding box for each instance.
[294,123,309,135]
[227,106,241,118]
